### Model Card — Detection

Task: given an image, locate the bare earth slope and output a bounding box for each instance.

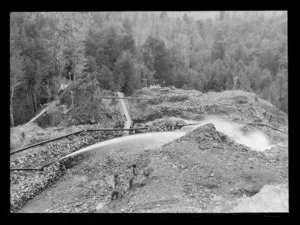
[12,88,288,213]
[18,123,288,213]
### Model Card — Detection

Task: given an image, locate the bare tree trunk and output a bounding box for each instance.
[21,107,26,118]
[31,93,37,113]
[72,63,75,82]
[27,92,30,106]
[56,57,61,76]
[34,92,38,112]
[10,102,14,127]
[46,82,52,100]
[279,80,282,104]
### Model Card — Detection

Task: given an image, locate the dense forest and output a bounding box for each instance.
[10,11,288,126]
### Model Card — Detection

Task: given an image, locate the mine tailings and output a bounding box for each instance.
[61,116,273,161]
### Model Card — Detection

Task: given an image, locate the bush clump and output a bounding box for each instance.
[36,113,53,128]
[148,98,163,105]
[58,76,114,126]
[165,94,189,102]
[232,95,249,105]
[70,103,105,125]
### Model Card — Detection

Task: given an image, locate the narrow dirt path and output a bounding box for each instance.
[117,92,132,135]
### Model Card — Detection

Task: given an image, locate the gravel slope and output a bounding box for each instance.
[17,123,288,213]
[12,88,288,213]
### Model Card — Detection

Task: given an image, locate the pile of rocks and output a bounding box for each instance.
[133,119,186,133]
[10,130,122,212]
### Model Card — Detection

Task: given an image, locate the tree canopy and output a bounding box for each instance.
[10,11,288,126]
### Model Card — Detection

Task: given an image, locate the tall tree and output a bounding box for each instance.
[275,69,288,111]
[114,51,141,95]
[98,65,115,90]
[219,11,226,21]
[10,47,25,126]
[211,29,226,61]
[159,12,168,20]
[143,36,171,84]
[183,13,190,24]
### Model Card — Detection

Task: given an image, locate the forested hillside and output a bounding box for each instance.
[10,11,287,126]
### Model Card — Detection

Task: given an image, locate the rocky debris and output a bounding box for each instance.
[153,123,287,211]
[160,88,170,94]
[263,143,288,161]
[16,121,288,213]
[229,186,260,197]
[17,145,158,213]
[142,167,154,179]
[10,128,123,212]
[32,77,124,128]
[130,89,287,132]
[160,93,190,103]
[10,123,43,150]
[10,162,66,212]
[131,118,188,134]
[206,183,288,213]
[141,119,186,132]
[231,183,288,212]
[12,88,288,213]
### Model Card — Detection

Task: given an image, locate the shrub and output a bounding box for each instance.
[233,95,249,105]
[59,87,73,107]
[149,98,163,105]
[36,113,53,128]
[166,94,189,102]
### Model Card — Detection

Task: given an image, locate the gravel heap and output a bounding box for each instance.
[10,130,122,212]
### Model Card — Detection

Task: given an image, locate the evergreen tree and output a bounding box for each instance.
[159,12,168,20]
[114,51,141,95]
[142,36,171,84]
[98,65,115,90]
[10,11,289,125]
